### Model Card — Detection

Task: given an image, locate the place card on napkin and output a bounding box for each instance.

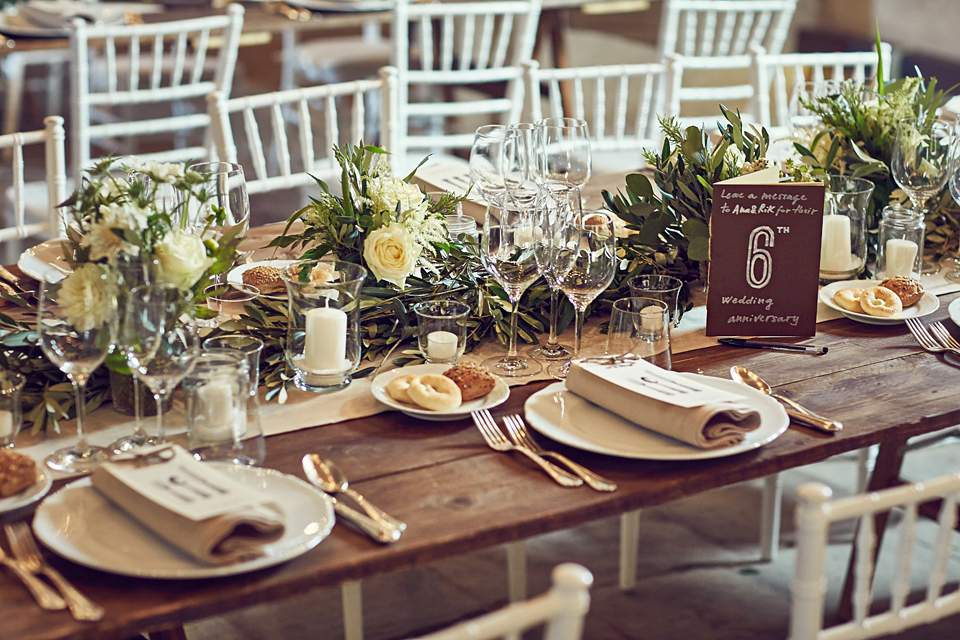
[565,360,761,449]
[90,445,284,565]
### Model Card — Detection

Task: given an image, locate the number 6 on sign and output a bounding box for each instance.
[746,226,774,289]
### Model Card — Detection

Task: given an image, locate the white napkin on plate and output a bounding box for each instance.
[90,445,284,565]
[19,1,120,28]
[565,360,761,449]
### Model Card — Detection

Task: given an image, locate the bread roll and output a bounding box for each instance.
[0,450,37,497]
[443,363,496,401]
[878,276,924,307]
[859,286,903,317]
[242,265,285,294]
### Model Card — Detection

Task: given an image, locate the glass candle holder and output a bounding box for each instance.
[0,371,25,448]
[877,204,924,279]
[413,300,470,364]
[282,260,366,392]
[202,334,264,397]
[819,176,873,283]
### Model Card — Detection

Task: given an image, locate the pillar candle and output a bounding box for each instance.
[820,214,852,272]
[195,381,236,443]
[304,306,347,372]
[884,238,919,277]
[0,410,12,439]
[427,330,459,360]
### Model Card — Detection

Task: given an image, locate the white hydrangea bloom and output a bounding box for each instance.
[57,263,117,332]
[128,158,184,183]
[80,201,149,262]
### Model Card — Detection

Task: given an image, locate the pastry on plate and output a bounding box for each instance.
[0,449,37,498]
[443,363,496,401]
[859,286,903,317]
[833,288,864,312]
[241,265,284,294]
[879,276,924,307]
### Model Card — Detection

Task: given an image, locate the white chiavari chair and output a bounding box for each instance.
[1,49,69,140]
[383,0,541,173]
[790,476,960,639]
[0,116,66,262]
[406,563,593,640]
[663,51,757,130]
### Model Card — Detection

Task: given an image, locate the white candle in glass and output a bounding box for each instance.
[427,330,459,360]
[820,214,853,272]
[884,238,919,277]
[196,381,236,442]
[0,410,12,439]
[639,306,665,334]
[304,306,347,371]
[513,226,534,246]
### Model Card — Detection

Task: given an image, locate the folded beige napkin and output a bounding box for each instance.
[565,360,762,449]
[90,445,284,565]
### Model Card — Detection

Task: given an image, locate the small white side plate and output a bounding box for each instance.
[17,239,71,283]
[0,467,52,515]
[949,297,960,328]
[819,280,939,325]
[371,363,509,422]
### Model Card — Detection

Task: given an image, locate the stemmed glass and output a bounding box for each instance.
[37,271,118,472]
[548,210,617,379]
[501,122,542,211]
[125,284,200,444]
[480,203,543,378]
[891,117,952,274]
[943,122,960,283]
[538,117,591,198]
[531,183,578,361]
[185,161,251,252]
[469,125,507,208]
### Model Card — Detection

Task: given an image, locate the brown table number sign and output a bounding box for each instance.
[705,168,825,337]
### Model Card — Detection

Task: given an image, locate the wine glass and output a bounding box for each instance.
[891,117,951,274]
[943,124,960,283]
[37,270,118,472]
[538,117,591,196]
[501,122,541,211]
[125,284,200,444]
[469,125,507,208]
[548,210,617,379]
[480,202,543,378]
[531,182,578,361]
[185,161,250,250]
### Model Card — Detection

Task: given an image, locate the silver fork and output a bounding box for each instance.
[5,522,103,620]
[503,415,617,492]
[928,321,960,355]
[0,537,65,611]
[904,318,951,355]
[471,409,583,487]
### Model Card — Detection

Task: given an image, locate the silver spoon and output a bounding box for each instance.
[304,455,407,533]
[730,366,842,433]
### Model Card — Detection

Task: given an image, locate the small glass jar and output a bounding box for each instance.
[819,176,873,282]
[445,213,478,241]
[877,205,924,279]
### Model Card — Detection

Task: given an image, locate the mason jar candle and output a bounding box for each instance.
[877,205,924,279]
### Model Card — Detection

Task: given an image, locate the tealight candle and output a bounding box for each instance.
[639,305,665,335]
[884,238,919,277]
[427,330,459,360]
[820,214,853,272]
[195,381,236,443]
[303,306,347,372]
[0,410,12,439]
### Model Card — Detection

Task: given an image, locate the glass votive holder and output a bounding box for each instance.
[202,334,264,397]
[183,349,264,466]
[282,260,366,392]
[820,175,873,283]
[202,282,259,327]
[606,297,672,370]
[877,204,924,279]
[0,371,25,448]
[627,274,683,327]
[413,300,470,364]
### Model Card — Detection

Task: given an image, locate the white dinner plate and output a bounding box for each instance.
[949,297,960,328]
[523,375,789,460]
[372,363,509,422]
[227,259,297,299]
[819,280,939,325]
[33,464,335,579]
[17,239,71,283]
[0,466,52,515]
[287,0,394,13]
[0,3,156,37]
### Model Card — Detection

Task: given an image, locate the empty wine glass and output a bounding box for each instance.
[538,117,591,193]
[942,123,960,283]
[891,117,951,274]
[531,182,578,361]
[125,284,200,444]
[502,122,541,211]
[481,202,543,378]
[185,161,250,251]
[469,125,507,208]
[548,210,617,379]
[38,268,118,472]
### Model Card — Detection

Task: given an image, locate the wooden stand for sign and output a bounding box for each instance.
[705,168,825,337]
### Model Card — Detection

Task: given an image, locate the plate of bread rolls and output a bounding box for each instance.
[372,363,509,421]
[820,276,939,325]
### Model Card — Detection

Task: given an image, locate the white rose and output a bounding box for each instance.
[57,263,117,332]
[154,229,214,289]
[363,223,421,288]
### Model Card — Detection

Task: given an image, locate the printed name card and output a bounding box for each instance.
[576,359,745,408]
[705,168,824,337]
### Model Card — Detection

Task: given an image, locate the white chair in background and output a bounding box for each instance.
[663,51,757,130]
[207,73,386,196]
[383,0,541,172]
[517,59,667,170]
[1,49,69,139]
[406,563,593,640]
[0,116,67,262]
[789,475,960,639]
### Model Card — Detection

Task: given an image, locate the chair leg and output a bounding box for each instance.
[759,473,782,562]
[856,445,877,493]
[505,540,527,602]
[341,580,364,640]
[619,509,641,590]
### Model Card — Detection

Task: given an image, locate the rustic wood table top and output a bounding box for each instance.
[1,286,959,639]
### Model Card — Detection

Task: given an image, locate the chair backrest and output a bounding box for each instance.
[517,59,667,157]
[790,476,960,640]
[385,0,541,164]
[657,0,797,59]
[69,4,245,179]
[407,563,592,640]
[207,74,386,195]
[751,43,893,132]
[663,52,755,130]
[0,116,67,244]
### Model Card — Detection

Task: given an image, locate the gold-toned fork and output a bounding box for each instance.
[904,318,955,355]
[471,409,583,487]
[502,414,617,492]
[0,537,65,610]
[5,522,103,621]
[928,321,960,354]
